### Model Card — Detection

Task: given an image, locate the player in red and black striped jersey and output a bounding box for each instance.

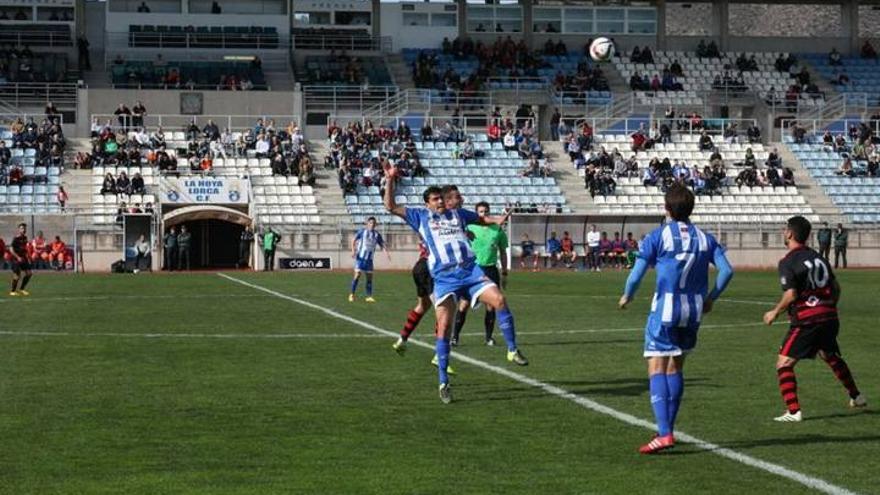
[763,216,866,422]
[392,242,433,354]
[9,223,34,296]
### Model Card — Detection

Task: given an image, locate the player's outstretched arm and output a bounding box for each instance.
[478,208,511,226]
[705,247,734,313]
[382,162,406,219]
[619,257,648,309]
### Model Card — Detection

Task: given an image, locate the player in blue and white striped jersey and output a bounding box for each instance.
[349,217,390,303]
[619,184,734,454]
[383,163,527,404]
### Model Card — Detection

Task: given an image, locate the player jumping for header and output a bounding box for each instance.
[384,165,527,404]
[349,216,390,303]
[762,215,866,422]
[619,185,734,454]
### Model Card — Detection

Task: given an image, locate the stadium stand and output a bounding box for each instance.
[109,58,267,90]
[785,121,880,223]
[328,119,566,225]
[804,50,880,106]
[613,48,816,107]
[573,126,816,224]
[86,115,318,226]
[292,28,376,51]
[296,54,393,86]
[0,49,72,83]
[0,24,72,46]
[405,38,611,106]
[0,117,64,213]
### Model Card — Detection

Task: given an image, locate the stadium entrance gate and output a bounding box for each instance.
[162,205,252,270]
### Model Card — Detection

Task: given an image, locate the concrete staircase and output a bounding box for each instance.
[307,139,350,223]
[61,138,98,213]
[544,140,594,214]
[386,53,415,90]
[777,143,844,221]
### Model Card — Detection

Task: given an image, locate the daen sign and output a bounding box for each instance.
[279,258,332,270]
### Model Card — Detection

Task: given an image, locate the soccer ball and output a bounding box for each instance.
[589,37,615,63]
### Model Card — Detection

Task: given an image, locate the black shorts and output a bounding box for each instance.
[11,259,31,272]
[412,258,433,298]
[481,265,501,285]
[779,320,841,360]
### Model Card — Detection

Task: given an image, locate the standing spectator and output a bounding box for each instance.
[177,225,192,270]
[816,222,832,260]
[163,226,177,271]
[56,185,68,211]
[586,224,601,272]
[133,234,151,272]
[114,103,132,130]
[833,223,848,269]
[549,108,561,141]
[261,227,280,271]
[238,225,254,268]
[131,101,147,129]
[77,34,91,71]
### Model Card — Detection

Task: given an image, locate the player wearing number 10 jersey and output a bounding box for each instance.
[619,185,734,454]
[762,216,866,422]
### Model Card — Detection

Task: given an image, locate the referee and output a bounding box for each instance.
[451,201,509,347]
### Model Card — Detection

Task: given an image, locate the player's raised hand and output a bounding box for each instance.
[763,309,778,326]
[382,160,398,180]
[618,294,630,310]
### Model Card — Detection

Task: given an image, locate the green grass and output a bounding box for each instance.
[0,270,877,494]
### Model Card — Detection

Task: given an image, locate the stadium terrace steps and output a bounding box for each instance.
[309,139,350,219]
[386,53,415,90]
[775,144,842,220]
[542,140,596,214]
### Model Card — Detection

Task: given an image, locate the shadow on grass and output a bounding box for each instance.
[523,338,642,347]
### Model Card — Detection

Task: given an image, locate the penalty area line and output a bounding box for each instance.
[217,272,859,495]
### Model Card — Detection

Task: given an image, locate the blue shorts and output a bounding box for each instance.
[643,311,700,357]
[432,264,496,308]
[354,258,374,273]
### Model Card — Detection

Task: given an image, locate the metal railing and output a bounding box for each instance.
[108,31,285,50]
[0,28,73,47]
[778,118,880,138]
[0,82,77,108]
[292,33,392,52]
[361,89,495,123]
[0,112,64,126]
[302,85,398,113]
[327,114,537,137]
[90,114,299,134]
[109,81,270,91]
[567,116,758,136]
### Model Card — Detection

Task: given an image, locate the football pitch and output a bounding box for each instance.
[0,270,877,494]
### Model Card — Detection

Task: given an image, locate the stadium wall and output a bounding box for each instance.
[77,89,303,136]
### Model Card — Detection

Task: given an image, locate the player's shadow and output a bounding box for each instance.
[525,338,642,347]
[551,377,718,397]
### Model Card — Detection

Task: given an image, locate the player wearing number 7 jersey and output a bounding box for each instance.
[619,185,734,454]
[762,216,866,423]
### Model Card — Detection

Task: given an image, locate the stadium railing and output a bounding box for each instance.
[0,28,72,47]
[90,114,298,134]
[291,33,392,52]
[109,31,285,50]
[568,117,758,136]
[327,114,537,137]
[778,118,880,137]
[0,82,78,108]
[0,112,64,126]
[301,85,399,113]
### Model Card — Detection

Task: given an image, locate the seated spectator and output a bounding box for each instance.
[723,123,738,144]
[630,126,647,152]
[746,124,761,144]
[545,232,562,268]
[698,131,714,151]
[829,48,843,67]
[461,138,476,160]
[791,124,807,144]
[502,129,517,152]
[100,172,116,194]
[560,231,577,269]
[862,40,878,60]
[766,147,782,168]
[116,171,131,194]
[836,156,855,177]
[131,173,145,194]
[487,120,501,143]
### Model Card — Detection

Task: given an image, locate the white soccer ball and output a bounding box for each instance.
[589,37,615,63]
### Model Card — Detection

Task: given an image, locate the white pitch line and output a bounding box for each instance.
[0,293,269,304]
[217,272,859,495]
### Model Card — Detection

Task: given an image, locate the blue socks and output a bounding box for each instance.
[350,278,359,294]
[365,279,373,296]
[667,372,684,430]
[649,373,672,437]
[497,307,517,352]
[436,338,450,385]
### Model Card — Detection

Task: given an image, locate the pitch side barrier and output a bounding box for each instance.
[506,214,880,269]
